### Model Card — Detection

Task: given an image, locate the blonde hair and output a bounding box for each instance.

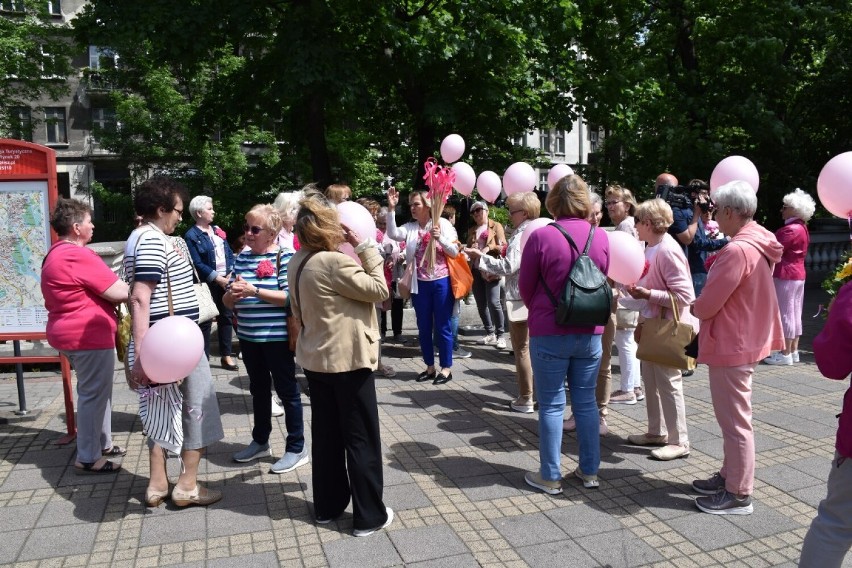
[634,198,673,234]
[325,184,351,204]
[295,193,344,252]
[604,185,637,216]
[506,192,541,220]
[545,175,590,219]
[247,204,283,234]
[409,191,429,209]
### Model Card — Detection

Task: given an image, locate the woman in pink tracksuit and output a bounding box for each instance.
[691,180,784,516]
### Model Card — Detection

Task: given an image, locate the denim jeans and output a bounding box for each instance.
[530,333,602,480]
[412,277,454,368]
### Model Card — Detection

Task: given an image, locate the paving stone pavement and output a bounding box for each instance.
[1,290,851,567]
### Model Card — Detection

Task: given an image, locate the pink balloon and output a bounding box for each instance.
[519,217,554,253]
[338,242,361,265]
[140,316,204,383]
[547,164,574,190]
[440,134,465,163]
[818,151,852,218]
[452,162,476,196]
[709,156,759,198]
[606,230,645,285]
[476,171,502,203]
[337,201,377,242]
[503,162,537,195]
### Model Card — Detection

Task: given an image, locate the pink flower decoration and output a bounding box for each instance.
[213,226,227,240]
[500,243,508,257]
[640,260,650,279]
[255,259,275,278]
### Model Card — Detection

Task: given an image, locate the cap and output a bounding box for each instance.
[470,201,488,214]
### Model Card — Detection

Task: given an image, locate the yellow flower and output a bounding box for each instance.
[836,260,852,281]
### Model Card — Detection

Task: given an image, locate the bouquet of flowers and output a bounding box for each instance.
[422,157,455,271]
[822,249,852,311]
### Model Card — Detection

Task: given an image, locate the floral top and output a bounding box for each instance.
[414,228,450,281]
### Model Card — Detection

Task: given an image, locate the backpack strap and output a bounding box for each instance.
[538,222,593,308]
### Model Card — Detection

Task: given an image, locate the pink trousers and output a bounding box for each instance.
[708,363,757,495]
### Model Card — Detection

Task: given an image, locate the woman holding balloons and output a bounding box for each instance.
[125,176,224,508]
[385,187,459,385]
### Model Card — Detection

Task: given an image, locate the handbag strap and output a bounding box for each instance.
[665,291,679,324]
[292,252,318,328]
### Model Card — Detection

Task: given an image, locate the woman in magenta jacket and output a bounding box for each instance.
[691,181,784,516]
[763,188,816,366]
[800,280,852,566]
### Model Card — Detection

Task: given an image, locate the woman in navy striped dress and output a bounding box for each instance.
[224,204,307,475]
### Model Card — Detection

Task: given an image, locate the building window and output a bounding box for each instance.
[0,1,25,12]
[91,108,116,140]
[554,130,565,155]
[539,130,551,154]
[44,107,67,144]
[47,1,60,15]
[539,172,548,192]
[88,46,118,70]
[7,107,32,141]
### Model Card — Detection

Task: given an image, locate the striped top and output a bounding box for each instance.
[232,247,292,343]
[123,225,199,369]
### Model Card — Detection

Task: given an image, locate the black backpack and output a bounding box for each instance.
[540,223,612,326]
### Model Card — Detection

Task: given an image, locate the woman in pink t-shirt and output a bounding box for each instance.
[41,199,130,474]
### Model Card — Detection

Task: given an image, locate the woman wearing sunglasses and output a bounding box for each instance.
[224,205,307,475]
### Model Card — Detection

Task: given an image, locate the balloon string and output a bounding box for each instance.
[813,304,824,318]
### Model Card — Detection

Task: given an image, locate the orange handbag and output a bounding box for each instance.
[447,243,474,300]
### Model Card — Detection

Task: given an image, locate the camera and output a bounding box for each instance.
[655,184,693,210]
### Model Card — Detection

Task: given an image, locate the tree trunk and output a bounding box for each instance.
[305,92,331,187]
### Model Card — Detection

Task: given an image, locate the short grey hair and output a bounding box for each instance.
[188,195,212,220]
[589,191,603,208]
[713,181,757,218]
[273,190,304,223]
[782,188,816,222]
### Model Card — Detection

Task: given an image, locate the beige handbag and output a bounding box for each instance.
[615,308,639,329]
[636,292,696,370]
[398,261,415,300]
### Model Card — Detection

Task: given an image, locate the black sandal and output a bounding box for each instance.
[102,445,127,457]
[75,461,120,474]
[416,369,437,382]
[433,372,453,385]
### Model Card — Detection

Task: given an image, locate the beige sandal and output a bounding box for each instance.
[171,484,222,508]
[377,365,397,378]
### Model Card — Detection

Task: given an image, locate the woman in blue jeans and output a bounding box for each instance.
[518,174,610,492]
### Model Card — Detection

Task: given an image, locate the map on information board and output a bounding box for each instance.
[0,181,51,333]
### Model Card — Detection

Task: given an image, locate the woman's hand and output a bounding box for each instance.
[214,275,229,289]
[229,275,254,300]
[130,357,154,389]
[430,226,442,240]
[386,186,399,209]
[464,247,483,260]
[341,223,363,247]
[626,285,651,300]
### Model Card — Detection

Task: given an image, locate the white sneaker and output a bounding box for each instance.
[764,352,793,366]
[353,507,393,537]
[270,447,309,474]
[495,336,507,350]
[478,334,497,345]
[271,396,284,417]
[792,351,800,363]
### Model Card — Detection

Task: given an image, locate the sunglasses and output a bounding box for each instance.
[243,224,265,235]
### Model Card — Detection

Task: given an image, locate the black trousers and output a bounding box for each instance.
[199,282,235,357]
[305,368,387,530]
[381,282,404,336]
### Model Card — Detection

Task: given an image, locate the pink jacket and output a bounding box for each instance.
[693,221,784,366]
[773,219,809,281]
[813,281,852,458]
[635,233,698,332]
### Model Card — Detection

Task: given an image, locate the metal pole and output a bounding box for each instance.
[13,340,28,415]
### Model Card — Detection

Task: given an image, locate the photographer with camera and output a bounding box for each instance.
[654,174,728,297]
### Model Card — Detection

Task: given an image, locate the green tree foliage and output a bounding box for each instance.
[0,0,74,133]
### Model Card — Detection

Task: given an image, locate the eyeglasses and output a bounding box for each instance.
[173,207,184,216]
[472,208,486,214]
[605,200,622,207]
[243,224,265,235]
[509,209,524,215]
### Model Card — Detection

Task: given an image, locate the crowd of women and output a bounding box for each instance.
[41,168,832,542]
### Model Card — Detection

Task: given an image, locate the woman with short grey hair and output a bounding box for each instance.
[764,188,816,366]
[184,195,237,370]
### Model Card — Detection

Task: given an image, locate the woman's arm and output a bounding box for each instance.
[100,280,130,304]
[329,248,389,303]
[128,280,155,385]
[184,227,218,282]
[477,233,520,276]
[436,218,459,258]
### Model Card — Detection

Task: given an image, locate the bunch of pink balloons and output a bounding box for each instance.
[709,156,759,198]
[503,162,537,195]
[547,164,574,190]
[606,231,645,285]
[337,201,377,264]
[140,316,204,384]
[818,151,852,218]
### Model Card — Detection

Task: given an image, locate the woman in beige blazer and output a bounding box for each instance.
[288,192,392,537]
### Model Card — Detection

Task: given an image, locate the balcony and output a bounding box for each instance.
[81,68,117,96]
